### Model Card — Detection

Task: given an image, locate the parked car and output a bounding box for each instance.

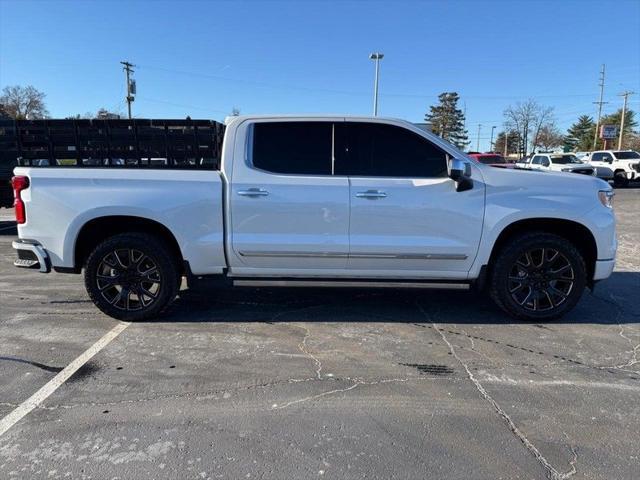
[588,150,640,187]
[11,115,616,322]
[515,153,596,176]
[467,153,515,168]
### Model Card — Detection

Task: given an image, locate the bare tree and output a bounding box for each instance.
[534,124,563,151]
[0,85,49,119]
[503,99,555,158]
[531,106,554,151]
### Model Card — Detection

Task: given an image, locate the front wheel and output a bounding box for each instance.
[84,233,180,321]
[489,233,586,321]
[613,171,629,188]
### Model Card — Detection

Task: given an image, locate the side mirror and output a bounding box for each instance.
[448,158,473,192]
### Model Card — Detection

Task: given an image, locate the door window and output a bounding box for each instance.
[252,122,333,175]
[336,122,447,177]
[531,155,543,165]
[591,152,604,161]
[601,153,613,163]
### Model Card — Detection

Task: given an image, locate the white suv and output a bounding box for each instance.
[588,150,640,187]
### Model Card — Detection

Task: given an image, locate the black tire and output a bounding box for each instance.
[489,232,586,321]
[613,171,629,188]
[84,233,180,321]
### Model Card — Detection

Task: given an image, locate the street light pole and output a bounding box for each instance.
[369,53,384,116]
[490,126,496,151]
[476,124,482,152]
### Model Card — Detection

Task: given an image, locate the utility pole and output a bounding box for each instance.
[593,64,607,150]
[504,131,509,158]
[489,125,496,152]
[476,124,482,152]
[120,61,135,119]
[618,90,635,149]
[369,53,384,116]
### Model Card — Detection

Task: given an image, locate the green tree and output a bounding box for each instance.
[425,92,469,149]
[564,115,595,151]
[493,130,522,156]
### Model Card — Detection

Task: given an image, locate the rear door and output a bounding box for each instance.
[228,120,350,274]
[338,121,485,278]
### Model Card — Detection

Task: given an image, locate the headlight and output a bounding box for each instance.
[598,190,614,208]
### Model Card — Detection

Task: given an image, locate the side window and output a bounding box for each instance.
[591,153,603,161]
[336,122,447,177]
[531,156,542,165]
[541,156,550,166]
[601,153,613,162]
[252,122,332,175]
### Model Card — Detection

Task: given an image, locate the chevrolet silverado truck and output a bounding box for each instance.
[586,150,640,187]
[11,116,617,321]
[515,153,597,176]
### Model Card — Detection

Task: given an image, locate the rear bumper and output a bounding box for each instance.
[12,240,51,273]
[593,259,615,281]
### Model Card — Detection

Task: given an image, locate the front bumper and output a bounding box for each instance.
[12,240,51,273]
[593,259,615,281]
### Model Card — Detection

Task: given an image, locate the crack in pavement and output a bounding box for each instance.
[592,293,640,375]
[416,302,578,480]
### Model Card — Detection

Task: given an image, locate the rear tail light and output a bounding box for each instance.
[12,176,29,224]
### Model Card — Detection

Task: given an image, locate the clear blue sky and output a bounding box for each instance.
[1,0,639,151]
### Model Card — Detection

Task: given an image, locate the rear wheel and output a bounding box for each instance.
[489,233,586,321]
[84,233,180,321]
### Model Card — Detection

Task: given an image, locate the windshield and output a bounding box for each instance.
[614,151,640,159]
[550,155,582,164]
[476,155,506,164]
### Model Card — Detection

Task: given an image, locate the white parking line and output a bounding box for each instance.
[0,321,130,437]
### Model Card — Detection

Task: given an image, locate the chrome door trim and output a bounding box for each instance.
[238,251,467,260]
[239,251,349,258]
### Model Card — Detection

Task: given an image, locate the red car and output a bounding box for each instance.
[467,152,515,168]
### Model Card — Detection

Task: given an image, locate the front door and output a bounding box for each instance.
[229,120,350,274]
[337,121,485,279]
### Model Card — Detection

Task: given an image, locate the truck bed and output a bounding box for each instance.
[15,166,227,275]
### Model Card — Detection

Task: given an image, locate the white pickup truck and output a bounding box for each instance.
[11,116,617,322]
[586,150,640,187]
[515,153,597,176]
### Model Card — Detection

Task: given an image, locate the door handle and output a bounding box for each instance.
[237,188,269,197]
[356,190,387,199]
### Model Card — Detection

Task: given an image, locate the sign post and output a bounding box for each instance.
[600,125,617,150]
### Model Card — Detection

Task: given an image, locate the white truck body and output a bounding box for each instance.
[515,153,597,177]
[586,150,640,185]
[12,115,617,320]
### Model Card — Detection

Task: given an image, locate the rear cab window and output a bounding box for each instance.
[251,121,333,175]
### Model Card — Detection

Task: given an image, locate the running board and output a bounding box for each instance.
[232,279,470,290]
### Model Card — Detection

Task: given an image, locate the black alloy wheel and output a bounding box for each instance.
[489,232,586,321]
[84,233,179,321]
[508,247,574,312]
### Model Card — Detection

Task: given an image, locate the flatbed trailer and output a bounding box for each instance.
[0,118,226,207]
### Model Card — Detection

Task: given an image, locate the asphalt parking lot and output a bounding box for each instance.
[0,188,639,480]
